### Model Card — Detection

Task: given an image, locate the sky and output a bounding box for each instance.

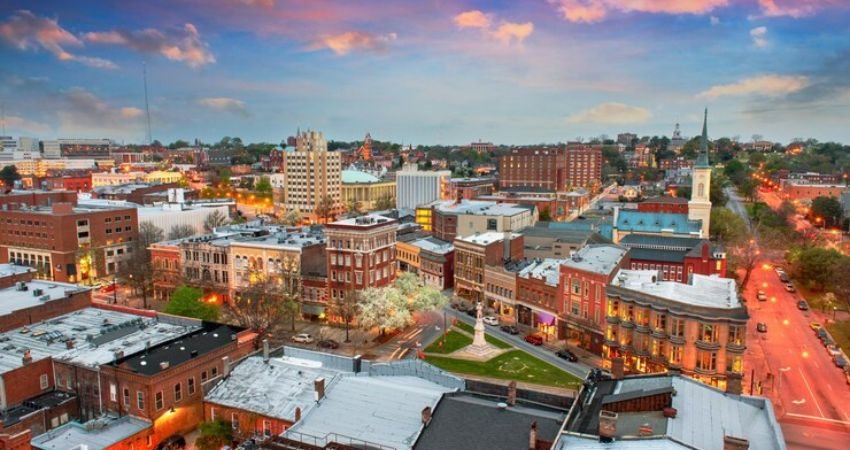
[1,0,849,146]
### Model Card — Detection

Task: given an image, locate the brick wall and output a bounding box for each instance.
[1,358,55,407]
[0,289,92,333]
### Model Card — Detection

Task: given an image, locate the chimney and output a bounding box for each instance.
[528,420,538,450]
[262,339,270,363]
[726,373,743,395]
[352,355,362,373]
[222,356,231,377]
[611,357,625,379]
[113,351,124,361]
[314,377,325,402]
[723,436,750,450]
[507,381,517,407]
[159,361,170,370]
[421,406,432,427]
[145,340,151,354]
[598,410,618,440]
[22,349,33,365]
[65,340,75,349]
[294,407,302,422]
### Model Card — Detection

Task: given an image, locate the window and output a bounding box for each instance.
[211,407,217,421]
[137,391,145,410]
[188,377,196,395]
[700,323,718,343]
[669,345,683,365]
[109,383,117,402]
[727,355,744,373]
[174,383,182,402]
[670,318,685,337]
[155,392,163,410]
[696,350,717,371]
[728,326,744,346]
[38,374,49,390]
[201,370,208,382]
[211,367,218,377]
[123,388,130,407]
[654,314,667,331]
[486,219,497,230]
[232,413,239,430]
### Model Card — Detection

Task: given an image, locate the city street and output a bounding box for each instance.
[744,261,850,442]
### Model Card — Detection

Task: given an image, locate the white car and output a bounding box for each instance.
[483,316,499,326]
[290,333,314,343]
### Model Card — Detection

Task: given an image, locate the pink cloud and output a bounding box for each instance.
[757,0,842,18]
[453,10,491,29]
[549,0,730,23]
[491,22,534,44]
[310,31,397,55]
[0,10,117,69]
[84,23,215,68]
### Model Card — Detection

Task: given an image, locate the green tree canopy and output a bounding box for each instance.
[163,286,219,321]
[709,207,746,244]
[254,176,272,194]
[810,196,843,226]
[0,165,21,188]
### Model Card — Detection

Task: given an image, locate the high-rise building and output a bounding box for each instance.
[498,145,602,192]
[279,130,343,223]
[563,144,603,189]
[395,164,451,209]
[325,214,397,301]
[42,139,112,159]
[689,109,712,237]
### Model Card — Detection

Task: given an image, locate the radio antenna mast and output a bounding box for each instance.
[143,61,152,145]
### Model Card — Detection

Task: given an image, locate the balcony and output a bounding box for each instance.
[649,354,667,365]
[620,320,635,329]
[634,324,650,334]
[634,347,650,357]
[650,329,668,339]
[668,335,685,345]
[694,365,717,376]
[726,342,746,352]
[695,340,721,351]
[604,338,619,348]
[605,315,620,325]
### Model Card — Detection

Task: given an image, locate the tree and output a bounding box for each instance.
[196,420,232,450]
[345,198,363,217]
[375,194,395,211]
[810,196,843,227]
[204,210,229,233]
[168,139,190,150]
[254,176,272,194]
[394,271,422,297]
[327,291,361,343]
[315,195,336,224]
[138,222,165,247]
[729,238,760,289]
[163,286,219,321]
[412,286,448,312]
[709,208,746,243]
[228,269,300,346]
[0,165,21,188]
[358,287,412,334]
[282,209,301,226]
[788,246,843,291]
[168,224,197,240]
[539,207,552,222]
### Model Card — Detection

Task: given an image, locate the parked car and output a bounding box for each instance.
[834,355,848,369]
[290,333,314,343]
[826,344,842,357]
[156,435,186,450]
[465,307,477,317]
[779,273,790,282]
[556,349,578,362]
[817,328,829,339]
[774,266,785,275]
[810,322,823,331]
[483,316,499,326]
[524,334,544,345]
[500,325,519,335]
[757,322,768,333]
[784,284,796,293]
[318,339,339,349]
[797,300,810,310]
[757,293,767,302]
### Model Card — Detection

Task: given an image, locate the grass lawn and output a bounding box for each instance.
[826,321,850,353]
[453,321,512,349]
[425,350,582,389]
[424,330,472,354]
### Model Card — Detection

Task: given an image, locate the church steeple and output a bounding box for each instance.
[696,108,710,168]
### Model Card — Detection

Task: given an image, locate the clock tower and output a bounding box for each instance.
[688,108,712,237]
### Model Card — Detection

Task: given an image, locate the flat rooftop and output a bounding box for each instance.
[430,199,533,216]
[284,375,455,450]
[518,258,566,286]
[562,244,629,275]
[0,307,195,373]
[611,269,741,310]
[457,232,516,246]
[410,237,454,254]
[328,214,397,228]
[0,264,34,278]
[205,354,345,423]
[32,416,151,450]
[114,322,243,376]
[556,375,785,450]
[0,280,89,317]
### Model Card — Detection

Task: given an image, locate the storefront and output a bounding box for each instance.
[516,305,560,341]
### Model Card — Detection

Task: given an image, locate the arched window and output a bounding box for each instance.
[697,183,705,198]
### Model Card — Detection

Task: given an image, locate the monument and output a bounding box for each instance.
[452,301,502,360]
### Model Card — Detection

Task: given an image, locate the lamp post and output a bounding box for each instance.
[777,366,791,392]
[112,279,117,305]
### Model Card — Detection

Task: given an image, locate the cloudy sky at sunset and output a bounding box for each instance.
[1,0,849,145]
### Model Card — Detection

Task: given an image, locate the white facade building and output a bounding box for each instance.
[395,164,451,209]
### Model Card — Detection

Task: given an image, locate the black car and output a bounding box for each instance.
[318,339,339,349]
[797,300,810,311]
[556,349,578,362]
[156,436,186,450]
[500,325,519,335]
[465,307,477,317]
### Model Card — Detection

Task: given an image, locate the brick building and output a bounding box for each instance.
[92,183,182,205]
[445,178,496,201]
[454,232,523,304]
[0,191,77,210]
[40,175,93,192]
[424,199,537,243]
[149,240,182,302]
[499,147,565,192]
[604,270,747,393]
[516,259,564,342]
[620,235,726,282]
[325,215,397,302]
[637,196,689,214]
[778,181,847,203]
[559,245,630,353]
[0,203,139,283]
[396,235,454,290]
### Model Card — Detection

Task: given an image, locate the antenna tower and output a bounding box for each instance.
[143,62,153,145]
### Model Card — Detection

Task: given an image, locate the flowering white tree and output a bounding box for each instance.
[358,287,412,334]
[412,286,448,311]
[395,271,423,297]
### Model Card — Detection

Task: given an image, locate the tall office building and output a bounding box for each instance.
[395,164,451,209]
[498,145,602,192]
[279,130,343,223]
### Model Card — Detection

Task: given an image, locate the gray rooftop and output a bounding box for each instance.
[0,307,196,373]
[612,270,741,310]
[0,280,84,317]
[457,232,515,246]
[561,244,629,275]
[429,199,533,217]
[518,258,567,286]
[410,237,454,255]
[32,416,151,450]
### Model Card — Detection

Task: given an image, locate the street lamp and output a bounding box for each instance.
[777,366,791,391]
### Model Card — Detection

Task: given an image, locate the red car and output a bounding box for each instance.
[524,334,544,345]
